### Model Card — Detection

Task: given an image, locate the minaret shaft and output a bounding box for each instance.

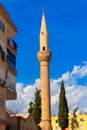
[40,62,52,130]
[38,12,52,130]
[41,62,51,120]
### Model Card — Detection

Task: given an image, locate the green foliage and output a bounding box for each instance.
[58,80,69,129]
[70,107,79,130]
[28,101,34,113]
[28,88,41,124]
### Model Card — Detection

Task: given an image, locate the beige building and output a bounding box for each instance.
[0,3,17,130]
[1,110,39,130]
[38,12,52,130]
[0,3,39,130]
[16,113,38,130]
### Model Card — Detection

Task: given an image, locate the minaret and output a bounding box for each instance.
[38,12,52,130]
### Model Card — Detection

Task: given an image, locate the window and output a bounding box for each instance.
[0,46,3,54]
[0,94,4,108]
[80,118,84,122]
[3,24,5,33]
[0,20,5,33]
[56,119,58,123]
[0,20,2,30]
[6,71,16,93]
[43,46,45,50]
[7,49,16,71]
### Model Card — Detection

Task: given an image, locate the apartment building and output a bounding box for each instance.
[0,4,39,130]
[0,3,17,130]
[51,114,87,130]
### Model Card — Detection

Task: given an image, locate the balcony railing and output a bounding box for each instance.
[6,83,16,93]
[0,78,16,93]
[6,84,17,100]
[7,59,16,72]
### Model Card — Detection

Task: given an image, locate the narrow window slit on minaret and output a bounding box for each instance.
[43,46,45,50]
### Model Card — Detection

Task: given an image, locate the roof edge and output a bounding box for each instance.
[0,3,17,33]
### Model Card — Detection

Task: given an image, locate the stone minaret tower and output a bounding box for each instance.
[38,12,52,130]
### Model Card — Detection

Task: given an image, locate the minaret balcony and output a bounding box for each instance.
[38,50,52,62]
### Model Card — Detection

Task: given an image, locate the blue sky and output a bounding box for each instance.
[1,0,87,84]
[1,0,87,114]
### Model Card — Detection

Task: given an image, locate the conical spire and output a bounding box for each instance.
[40,11,49,50]
[40,11,48,36]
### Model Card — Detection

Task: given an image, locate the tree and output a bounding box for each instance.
[70,107,79,130]
[28,88,41,124]
[28,101,34,113]
[58,80,69,130]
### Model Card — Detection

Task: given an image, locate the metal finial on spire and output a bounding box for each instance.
[42,6,44,12]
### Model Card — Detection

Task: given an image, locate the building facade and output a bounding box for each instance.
[51,115,87,130]
[0,4,40,130]
[16,113,38,130]
[0,3,17,130]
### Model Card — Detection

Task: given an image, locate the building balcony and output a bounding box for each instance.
[6,85,17,100]
[7,38,17,55]
[6,60,17,76]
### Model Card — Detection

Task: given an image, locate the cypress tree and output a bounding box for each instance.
[28,88,41,124]
[33,88,41,124]
[58,80,69,130]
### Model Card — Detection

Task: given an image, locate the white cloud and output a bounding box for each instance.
[51,94,59,105]
[7,62,87,115]
[71,62,87,77]
[62,71,70,81]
